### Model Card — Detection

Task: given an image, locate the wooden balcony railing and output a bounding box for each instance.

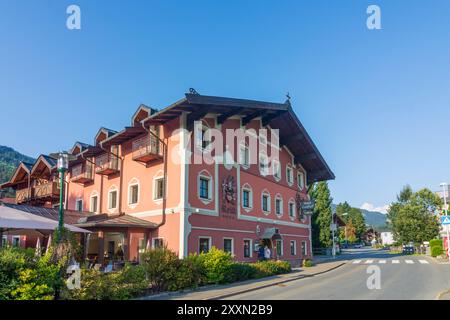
[95,153,120,175]
[71,164,94,184]
[16,189,31,204]
[33,181,60,199]
[132,135,163,163]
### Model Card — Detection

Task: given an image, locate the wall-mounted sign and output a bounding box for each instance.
[300,199,315,215]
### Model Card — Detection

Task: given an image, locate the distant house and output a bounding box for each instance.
[380,231,394,245]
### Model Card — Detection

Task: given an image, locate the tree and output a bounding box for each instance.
[388,186,441,245]
[336,202,366,241]
[309,182,333,248]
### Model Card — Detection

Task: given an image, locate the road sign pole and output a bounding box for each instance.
[441,183,450,261]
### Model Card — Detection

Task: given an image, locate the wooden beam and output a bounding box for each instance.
[217,108,243,124]
[280,133,305,146]
[187,107,210,131]
[261,111,286,126]
[307,169,329,181]
[296,153,318,163]
[242,110,266,126]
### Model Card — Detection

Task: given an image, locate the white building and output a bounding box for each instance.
[380,232,394,245]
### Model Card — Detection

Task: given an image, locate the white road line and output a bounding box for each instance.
[419,260,429,264]
[392,260,400,264]
[378,260,386,264]
[365,260,374,264]
[405,260,414,264]
[352,260,362,264]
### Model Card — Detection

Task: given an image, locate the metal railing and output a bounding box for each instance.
[132,135,163,160]
[95,153,120,173]
[71,164,94,181]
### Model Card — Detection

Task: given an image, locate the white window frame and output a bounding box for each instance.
[128,179,140,207]
[297,171,305,190]
[198,236,212,254]
[196,123,212,152]
[152,237,165,249]
[272,159,281,181]
[276,239,283,257]
[275,194,283,217]
[75,198,83,212]
[301,241,308,256]
[2,235,7,247]
[261,190,271,215]
[241,184,253,211]
[12,236,20,247]
[90,194,99,213]
[290,240,297,256]
[223,237,234,256]
[198,171,213,204]
[259,154,269,176]
[108,188,118,211]
[154,177,165,201]
[243,238,253,258]
[239,143,250,169]
[288,199,296,221]
[286,165,294,186]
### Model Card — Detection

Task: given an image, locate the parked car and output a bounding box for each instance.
[402,244,415,255]
[354,243,363,249]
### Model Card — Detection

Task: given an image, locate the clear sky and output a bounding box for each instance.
[1,0,449,210]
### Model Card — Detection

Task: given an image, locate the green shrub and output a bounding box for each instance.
[230,263,260,282]
[431,246,443,257]
[0,247,35,300]
[302,259,314,267]
[169,254,206,291]
[200,247,234,284]
[430,239,443,249]
[253,260,291,276]
[140,246,179,293]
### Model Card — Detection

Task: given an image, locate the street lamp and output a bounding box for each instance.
[57,152,69,242]
[440,182,449,261]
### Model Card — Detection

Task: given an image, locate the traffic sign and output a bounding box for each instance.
[441,216,450,225]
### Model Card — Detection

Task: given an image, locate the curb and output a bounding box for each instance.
[204,261,347,300]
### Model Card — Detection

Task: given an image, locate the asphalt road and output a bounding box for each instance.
[225,248,450,300]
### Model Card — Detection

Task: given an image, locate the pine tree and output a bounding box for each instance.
[309,181,333,248]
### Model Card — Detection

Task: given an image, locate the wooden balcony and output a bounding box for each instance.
[71,164,94,184]
[16,189,31,204]
[33,181,60,200]
[132,136,163,163]
[95,153,120,175]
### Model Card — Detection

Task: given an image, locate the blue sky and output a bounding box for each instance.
[1,1,449,210]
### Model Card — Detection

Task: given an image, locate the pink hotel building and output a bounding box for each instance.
[2,92,334,266]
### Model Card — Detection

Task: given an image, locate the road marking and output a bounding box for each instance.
[365,260,374,264]
[419,260,429,264]
[378,260,386,264]
[405,260,414,264]
[392,260,400,264]
[352,260,362,264]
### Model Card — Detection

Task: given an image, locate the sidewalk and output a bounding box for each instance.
[138,258,347,300]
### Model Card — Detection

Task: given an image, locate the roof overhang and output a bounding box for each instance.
[30,155,56,177]
[101,126,147,148]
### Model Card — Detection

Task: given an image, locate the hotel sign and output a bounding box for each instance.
[221,175,237,218]
[300,199,315,215]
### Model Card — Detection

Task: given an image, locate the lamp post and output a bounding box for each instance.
[440,182,449,261]
[57,152,69,243]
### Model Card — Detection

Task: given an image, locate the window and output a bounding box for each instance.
[199,237,211,253]
[276,239,283,257]
[90,196,98,213]
[223,238,233,254]
[275,197,283,216]
[273,160,281,180]
[75,199,83,212]
[242,187,253,209]
[129,184,139,205]
[297,171,305,190]
[197,125,211,151]
[259,154,269,176]
[262,193,270,213]
[239,144,250,168]
[301,241,307,256]
[108,190,118,209]
[2,236,7,247]
[286,166,293,185]
[244,239,252,258]
[199,177,210,200]
[12,236,20,247]
[153,238,164,249]
[290,240,297,256]
[154,178,164,200]
[289,201,295,218]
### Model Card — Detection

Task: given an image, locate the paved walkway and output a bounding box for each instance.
[139,258,347,300]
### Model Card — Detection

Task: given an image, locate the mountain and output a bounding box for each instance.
[331,204,389,230]
[0,146,35,195]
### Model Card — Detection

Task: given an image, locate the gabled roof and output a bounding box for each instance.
[30,155,57,177]
[94,127,117,145]
[0,162,34,188]
[75,213,157,229]
[70,142,92,155]
[131,104,158,126]
[142,92,334,183]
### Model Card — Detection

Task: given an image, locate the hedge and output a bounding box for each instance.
[431,246,443,257]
